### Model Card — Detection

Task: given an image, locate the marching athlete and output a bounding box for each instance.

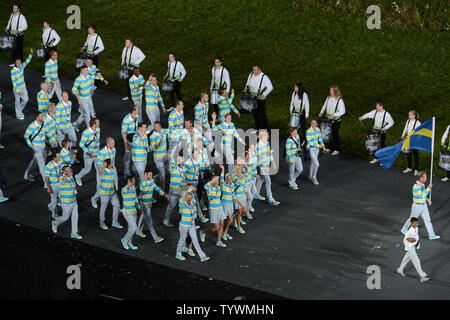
[24,112,48,185]
[220,165,235,240]
[45,151,61,219]
[98,159,121,230]
[194,93,212,143]
[285,127,303,190]
[121,175,142,250]
[164,52,186,107]
[306,119,328,185]
[131,122,149,182]
[144,74,166,131]
[72,65,95,129]
[60,138,77,167]
[43,103,59,150]
[180,118,202,159]
[55,91,77,146]
[11,48,33,120]
[217,88,240,122]
[401,110,421,175]
[121,105,139,177]
[96,137,119,213]
[121,38,146,101]
[244,144,259,215]
[149,121,169,190]
[129,67,145,122]
[36,81,56,114]
[232,162,251,233]
[85,57,109,87]
[167,100,184,158]
[0,91,4,148]
[163,154,186,227]
[44,50,62,101]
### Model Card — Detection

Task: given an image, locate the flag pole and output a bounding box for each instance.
[429,117,435,200]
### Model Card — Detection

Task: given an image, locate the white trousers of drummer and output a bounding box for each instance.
[14,86,29,116]
[154,156,168,190]
[402,203,436,238]
[48,184,59,214]
[99,192,120,226]
[122,211,137,244]
[398,246,427,278]
[256,172,275,203]
[176,225,206,258]
[288,156,303,186]
[58,126,77,147]
[133,98,143,123]
[54,201,79,234]
[146,108,160,132]
[48,81,62,102]
[137,204,159,240]
[80,97,95,129]
[164,189,182,224]
[25,147,47,186]
[133,159,147,183]
[308,147,320,180]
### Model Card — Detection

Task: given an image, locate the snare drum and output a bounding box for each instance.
[162,81,174,93]
[75,53,87,70]
[289,112,305,128]
[210,90,219,105]
[365,128,383,156]
[36,47,46,59]
[438,148,450,171]
[239,95,257,114]
[118,68,130,80]
[319,117,333,145]
[0,33,16,51]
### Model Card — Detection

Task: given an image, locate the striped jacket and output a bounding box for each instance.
[55,100,73,132]
[184,158,200,184]
[199,148,211,170]
[24,120,46,149]
[256,141,272,170]
[169,159,186,191]
[58,176,77,204]
[60,148,74,167]
[149,129,168,158]
[220,172,235,204]
[97,146,116,170]
[79,127,100,155]
[132,133,149,163]
[129,74,145,101]
[217,90,239,121]
[168,109,184,139]
[139,179,165,206]
[45,160,62,185]
[194,101,209,128]
[232,173,247,197]
[72,74,94,100]
[306,127,324,148]
[121,114,138,135]
[204,182,222,209]
[412,182,430,204]
[246,152,258,179]
[179,197,197,227]
[180,128,202,156]
[87,65,104,82]
[121,186,141,214]
[11,54,32,93]
[99,169,116,196]
[43,113,57,145]
[144,82,165,111]
[37,90,53,113]
[285,135,301,162]
[212,121,243,147]
[44,59,59,83]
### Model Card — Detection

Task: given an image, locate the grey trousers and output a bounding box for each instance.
[133,160,147,183]
[164,189,182,223]
[308,147,320,180]
[80,98,95,129]
[48,81,62,102]
[154,156,168,190]
[55,201,79,234]
[176,225,206,257]
[288,156,303,186]
[14,86,29,116]
[398,246,427,277]
[122,211,137,244]
[402,203,436,237]
[99,193,120,226]
[133,98,143,123]
[58,125,77,147]
[48,184,59,214]
[246,177,257,208]
[256,174,275,203]
[124,140,134,176]
[137,204,159,240]
[76,153,100,200]
[25,147,47,185]
[146,108,160,132]
[168,138,181,159]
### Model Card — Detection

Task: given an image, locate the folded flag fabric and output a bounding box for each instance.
[375,118,434,169]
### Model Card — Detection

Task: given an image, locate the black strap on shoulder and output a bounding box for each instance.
[45,29,53,46]
[16,13,21,32]
[257,74,266,95]
[93,35,99,51]
[334,97,341,113]
[30,122,44,144]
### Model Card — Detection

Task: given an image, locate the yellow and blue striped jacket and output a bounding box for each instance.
[204,182,222,209]
[149,129,168,158]
[60,148,74,167]
[246,152,258,179]
[184,158,200,184]
[232,173,247,197]
[72,75,94,100]
[132,133,149,163]
[99,169,116,196]
[45,159,62,185]
[58,176,77,204]
[121,113,138,135]
[285,136,301,162]
[139,179,165,206]
[129,74,145,101]
[212,121,243,147]
[55,100,72,132]
[121,186,141,214]
[43,114,57,145]
[194,101,209,128]
[168,110,184,139]
[37,90,53,113]
[256,141,272,170]
[179,197,197,227]
[87,65,104,82]
[412,182,430,204]
[79,128,100,155]
[97,146,116,170]
[11,54,32,93]
[144,82,165,111]
[24,120,46,149]
[44,59,58,83]
[217,90,239,121]
[220,172,235,204]
[169,159,186,191]
[306,127,324,148]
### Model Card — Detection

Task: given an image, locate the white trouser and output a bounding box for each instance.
[402,203,436,237]
[133,160,147,182]
[137,204,159,240]
[48,81,62,102]
[99,193,120,226]
[55,201,79,234]
[308,147,320,180]
[154,156,168,190]
[75,109,84,127]
[398,246,427,278]
[80,97,95,129]
[288,156,303,186]
[25,147,47,185]
[59,125,77,146]
[164,189,182,223]
[122,211,137,244]
[76,153,98,180]
[256,173,275,203]
[133,98,143,123]
[176,225,206,257]
[146,108,160,132]
[14,87,29,116]
[48,184,59,214]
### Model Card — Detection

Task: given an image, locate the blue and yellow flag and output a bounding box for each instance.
[375,118,434,169]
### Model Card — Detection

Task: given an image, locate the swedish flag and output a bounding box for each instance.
[375,118,434,169]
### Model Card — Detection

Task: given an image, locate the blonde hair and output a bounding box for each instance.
[415,171,426,178]
[330,85,342,98]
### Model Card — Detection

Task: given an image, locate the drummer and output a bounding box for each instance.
[290,83,310,144]
[210,56,231,114]
[401,110,421,175]
[82,24,104,67]
[44,50,62,102]
[244,64,273,129]
[164,52,187,108]
[129,68,145,123]
[359,102,395,164]
[318,85,346,155]
[217,88,240,122]
[121,38,146,101]
[5,4,28,65]
[42,21,60,62]
[441,124,450,182]
[11,48,33,120]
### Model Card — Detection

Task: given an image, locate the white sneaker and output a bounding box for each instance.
[312,179,319,185]
[414,170,419,176]
[331,150,340,156]
[369,158,378,164]
[396,268,405,276]
[8,64,14,67]
[420,276,430,282]
[122,96,129,101]
[403,168,412,174]
[442,177,449,182]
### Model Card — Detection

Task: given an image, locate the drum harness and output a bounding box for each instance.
[213,67,225,91]
[324,96,342,122]
[85,35,99,55]
[124,45,135,70]
[285,135,302,159]
[44,28,54,48]
[247,73,266,98]
[166,60,179,82]
[291,92,304,115]
[372,110,387,132]
[7,13,23,36]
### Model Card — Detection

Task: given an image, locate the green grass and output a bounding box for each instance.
[1,0,449,174]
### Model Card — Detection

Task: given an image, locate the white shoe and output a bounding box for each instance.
[122,96,129,101]
[403,168,412,174]
[8,64,14,67]
[442,177,449,182]
[414,170,419,176]
[420,276,430,282]
[312,179,319,185]
[397,268,405,276]
[331,151,340,156]
[369,158,378,164]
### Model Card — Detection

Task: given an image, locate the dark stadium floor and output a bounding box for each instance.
[0,62,449,299]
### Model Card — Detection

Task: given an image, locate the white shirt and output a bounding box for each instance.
[441,125,449,145]
[246,72,273,97]
[42,27,60,47]
[83,33,105,55]
[320,96,346,119]
[121,45,146,67]
[290,91,310,118]
[402,119,421,136]
[361,109,395,130]
[403,226,419,250]
[167,61,186,81]
[6,13,27,33]
[210,66,230,90]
